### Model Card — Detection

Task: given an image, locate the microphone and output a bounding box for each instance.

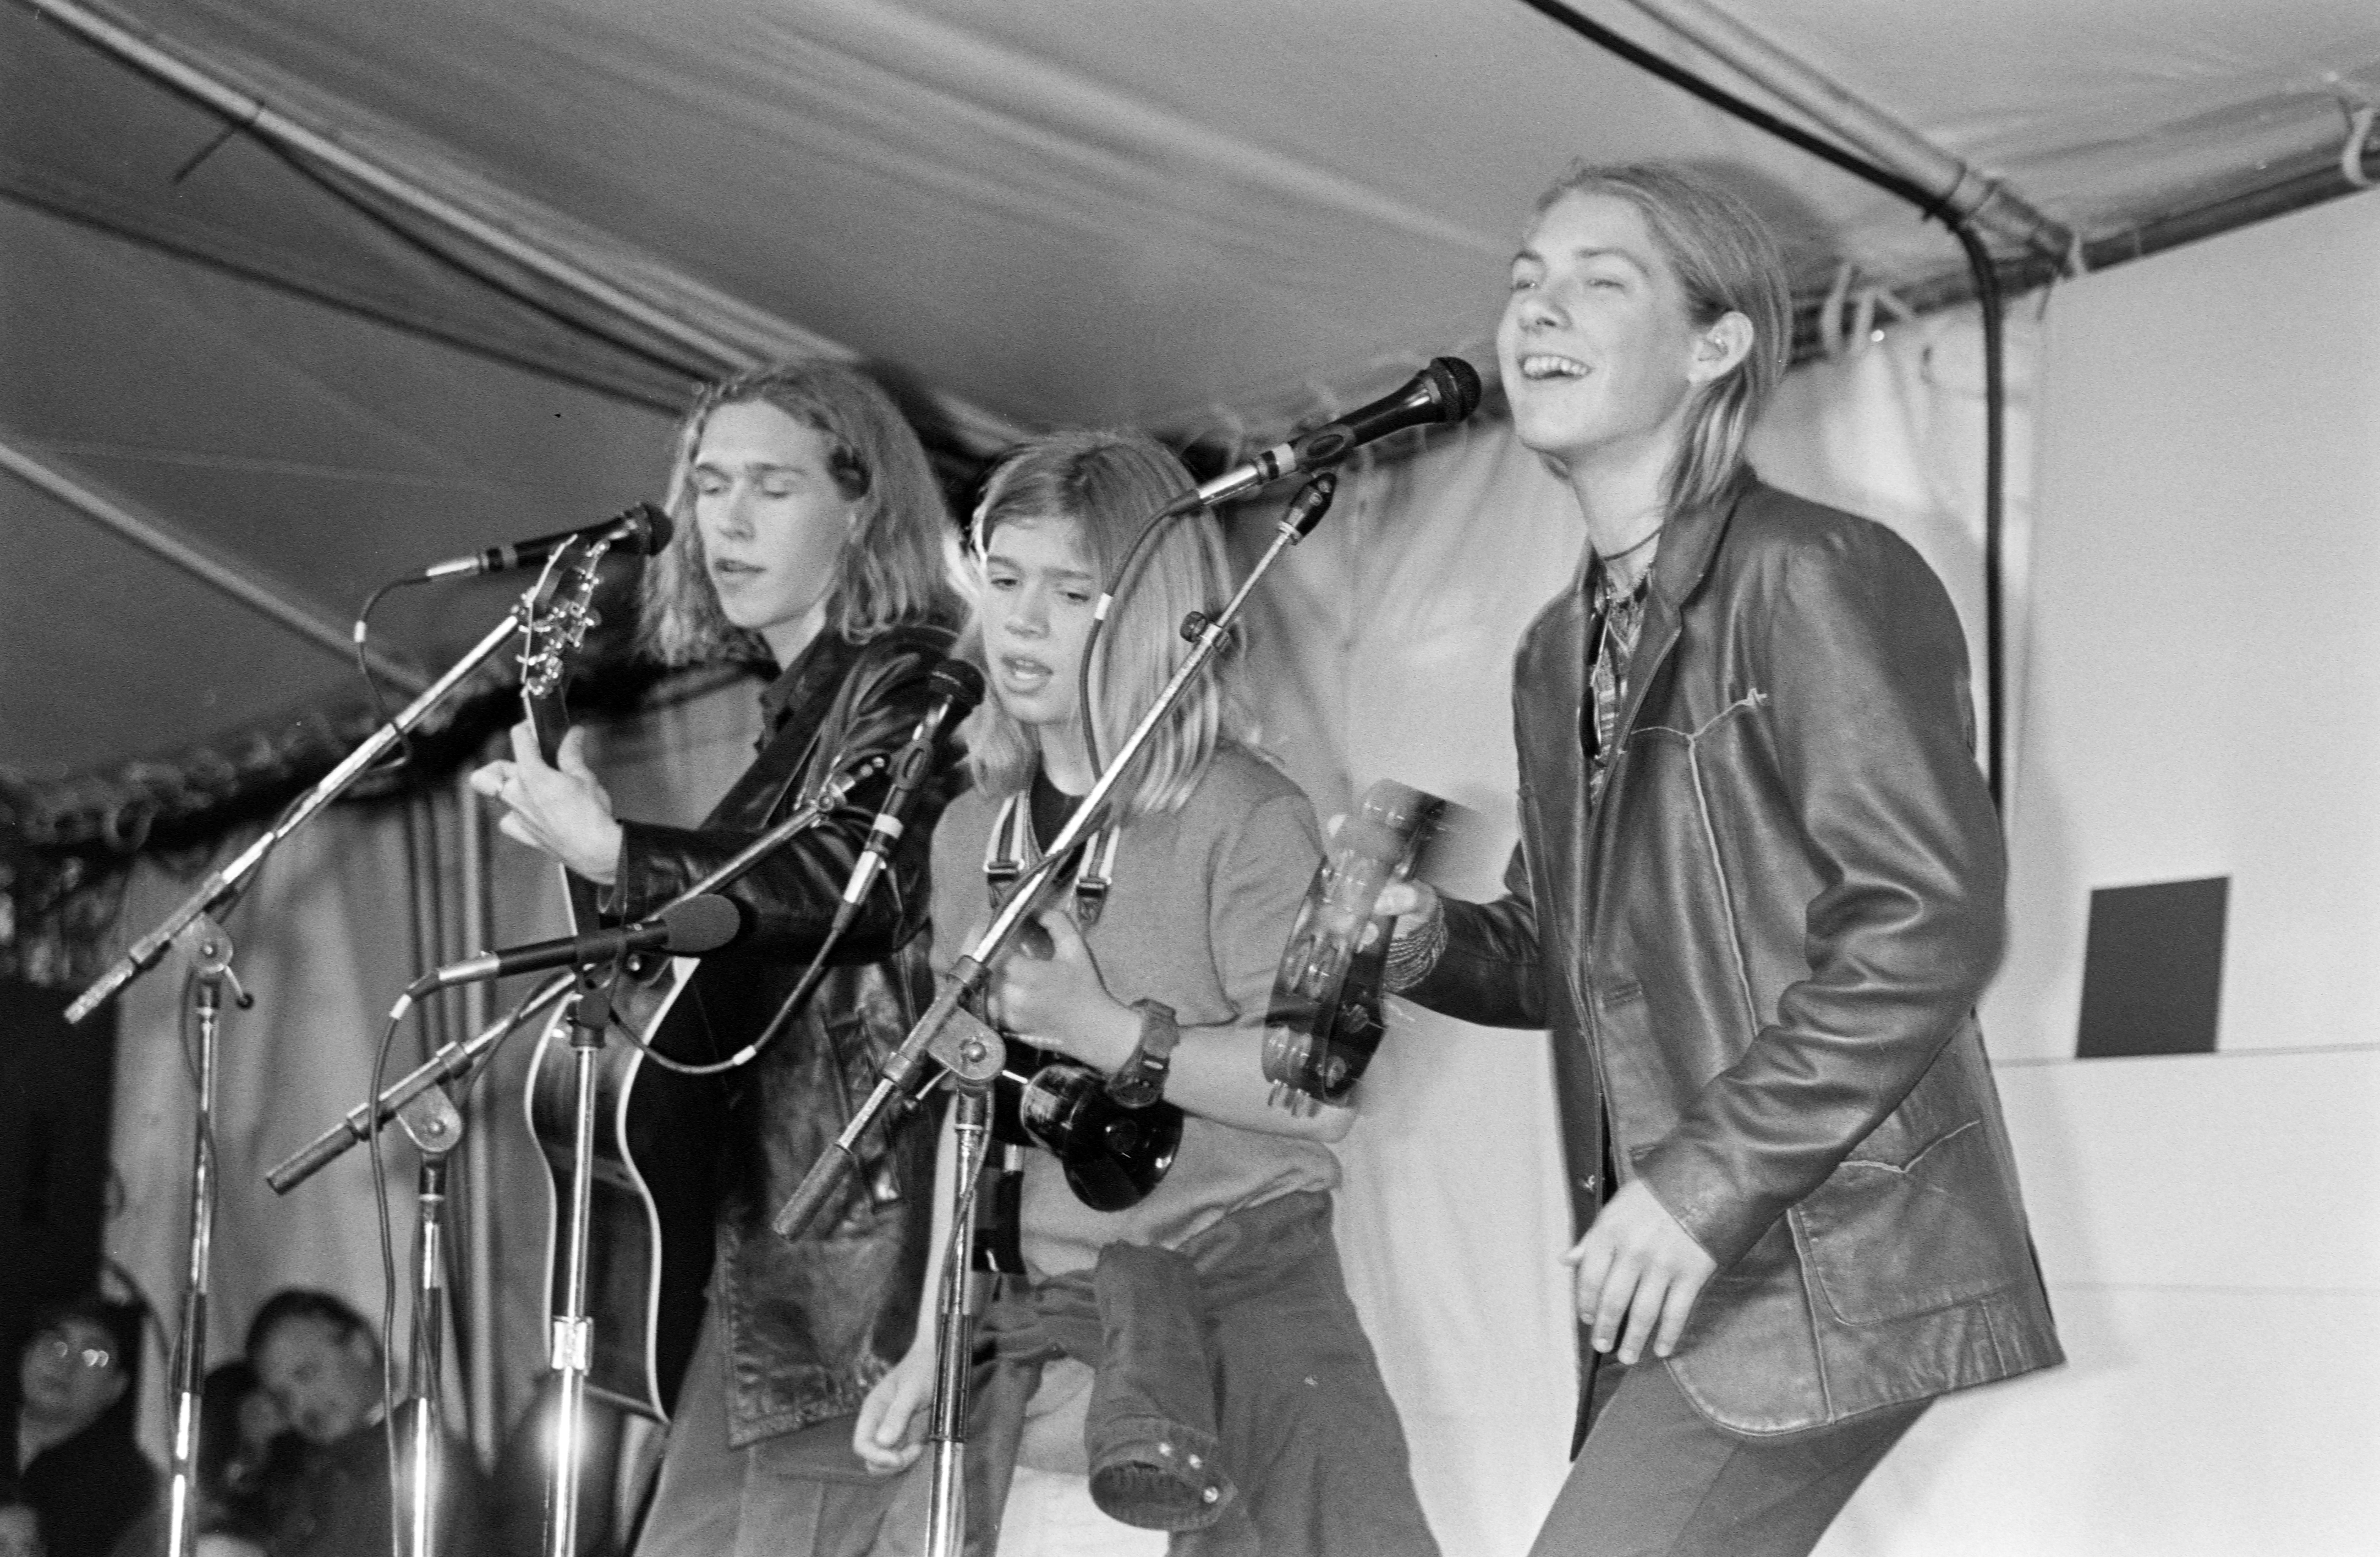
[421,502,675,580]
[390,895,740,1018]
[1176,358,1483,511]
[837,661,988,918]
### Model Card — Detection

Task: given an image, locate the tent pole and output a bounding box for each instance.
[21,0,758,375]
[1611,0,2075,271]
[0,436,428,694]
[20,0,1024,457]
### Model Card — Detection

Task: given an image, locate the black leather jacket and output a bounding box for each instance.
[1409,477,2061,1434]
[610,621,960,1446]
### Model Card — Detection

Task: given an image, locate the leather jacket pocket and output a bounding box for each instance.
[1794,1119,2019,1325]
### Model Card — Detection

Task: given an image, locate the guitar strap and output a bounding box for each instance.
[975,791,1123,1276]
[983,791,1121,925]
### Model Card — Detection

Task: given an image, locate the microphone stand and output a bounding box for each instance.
[771,475,1342,1556]
[259,760,879,1557]
[395,1086,464,1557]
[925,1073,995,1557]
[162,916,250,1557]
[545,955,624,1557]
[65,605,532,1027]
[265,753,885,1196]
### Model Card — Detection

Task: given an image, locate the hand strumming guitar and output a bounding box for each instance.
[469,720,624,884]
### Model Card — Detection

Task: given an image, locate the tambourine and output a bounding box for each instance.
[1261,779,1445,1114]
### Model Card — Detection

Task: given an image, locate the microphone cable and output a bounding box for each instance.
[1073,472,1244,795]
[611,747,905,1077]
[350,572,438,777]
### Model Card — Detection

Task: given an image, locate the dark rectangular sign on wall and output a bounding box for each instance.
[2075,876,2228,1059]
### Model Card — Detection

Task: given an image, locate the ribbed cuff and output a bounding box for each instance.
[1087,1415,1235,1531]
[1382,892,1447,993]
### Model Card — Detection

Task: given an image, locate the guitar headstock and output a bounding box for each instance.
[518,532,617,767]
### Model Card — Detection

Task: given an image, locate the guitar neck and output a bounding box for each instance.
[527,700,606,934]
[519,538,611,936]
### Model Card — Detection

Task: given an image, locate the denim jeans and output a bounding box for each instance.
[636,1309,901,1557]
[1528,1355,1927,1557]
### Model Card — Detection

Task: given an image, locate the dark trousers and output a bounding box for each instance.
[635,1310,901,1557]
[1527,1357,1927,1557]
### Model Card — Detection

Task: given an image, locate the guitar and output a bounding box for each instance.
[516,518,719,1422]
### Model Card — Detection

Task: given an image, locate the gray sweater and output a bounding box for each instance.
[926,742,1339,1278]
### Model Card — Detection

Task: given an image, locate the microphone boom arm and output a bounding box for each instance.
[65,602,533,1026]
[268,749,887,1192]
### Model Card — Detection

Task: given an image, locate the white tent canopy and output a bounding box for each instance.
[5,0,2377,777]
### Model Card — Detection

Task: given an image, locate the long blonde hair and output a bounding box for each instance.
[1534,162,1791,515]
[637,361,958,665]
[960,430,1254,825]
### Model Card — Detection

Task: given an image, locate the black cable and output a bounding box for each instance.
[353,575,434,775]
[1512,0,1951,218]
[1513,0,2011,810]
[618,918,848,1077]
[365,1004,405,1557]
[1075,496,1186,788]
[1948,224,2008,805]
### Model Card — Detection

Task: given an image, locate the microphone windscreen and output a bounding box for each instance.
[927,659,988,718]
[660,894,742,954]
[1428,357,1485,422]
[628,502,675,556]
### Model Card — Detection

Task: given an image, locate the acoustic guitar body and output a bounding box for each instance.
[524,964,723,1420]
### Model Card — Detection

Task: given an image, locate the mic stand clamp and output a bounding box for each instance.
[163,916,250,1557]
[394,1087,464,1557]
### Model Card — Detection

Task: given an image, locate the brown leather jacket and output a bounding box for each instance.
[610,621,961,1446]
[1408,477,2061,1434]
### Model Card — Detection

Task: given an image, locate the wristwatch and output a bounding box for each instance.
[1107,999,1179,1109]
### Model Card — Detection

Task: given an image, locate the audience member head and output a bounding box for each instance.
[244,1291,381,1447]
[639,359,959,667]
[961,428,1251,822]
[15,1297,137,1453]
[197,1359,286,1503]
[0,1488,40,1557]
